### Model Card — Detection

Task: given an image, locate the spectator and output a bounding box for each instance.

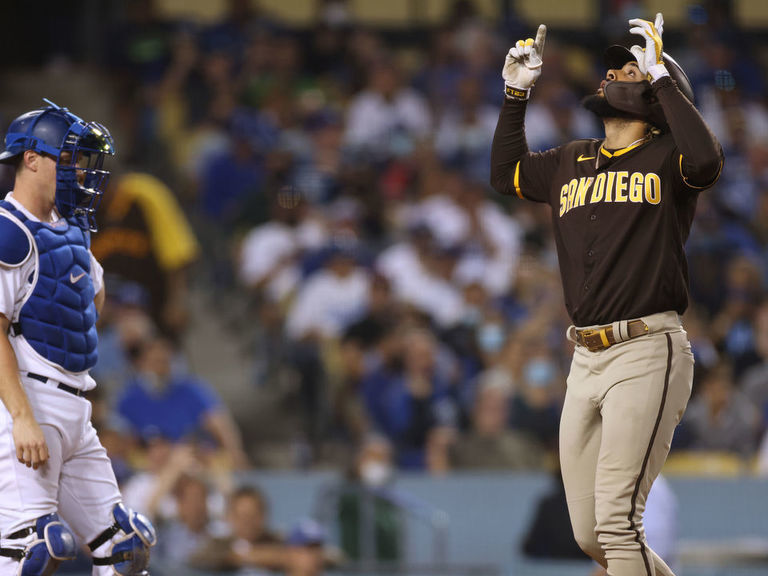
[154,473,228,567]
[363,327,459,470]
[710,255,764,378]
[91,171,201,340]
[285,241,371,342]
[116,335,249,467]
[334,435,404,564]
[285,517,334,576]
[189,484,293,573]
[452,179,523,297]
[120,437,227,527]
[237,192,325,305]
[450,370,548,470]
[376,222,465,329]
[225,485,286,571]
[433,73,499,182]
[521,466,589,560]
[284,240,372,451]
[91,300,155,401]
[680,361,761,457]
[326,277,408,452]
[509,349,565,450]
[344,57,432,160]
[738,299,768,414]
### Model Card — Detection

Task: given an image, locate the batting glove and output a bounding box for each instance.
[628,12,669,81]
[502,24,547,99]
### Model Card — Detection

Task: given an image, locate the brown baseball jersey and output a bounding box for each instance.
[491,76,724,326]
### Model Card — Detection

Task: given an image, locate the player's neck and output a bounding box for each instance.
[602,118,648,151]
[12,181,56,223]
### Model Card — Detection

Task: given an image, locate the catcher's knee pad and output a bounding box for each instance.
[88,504,157,576]
[0,513,77,576]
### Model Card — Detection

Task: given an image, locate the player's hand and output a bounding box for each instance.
[503,24,547,92]
[629,12,669,80]
[13,414,49,469]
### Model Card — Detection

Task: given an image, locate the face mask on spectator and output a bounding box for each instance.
[478,323,505,353]
[360,461,393,488]
[524,359,558,388]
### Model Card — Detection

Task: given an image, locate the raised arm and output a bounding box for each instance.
[652,77,723,187]
[630,13,724,187]
[490,25,545,196]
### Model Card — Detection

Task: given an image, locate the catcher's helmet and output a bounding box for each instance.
[0,99,115,231]
[602,45,694,130]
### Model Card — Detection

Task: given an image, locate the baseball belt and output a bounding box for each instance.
[575,319,649,352]
[25,372,89,398]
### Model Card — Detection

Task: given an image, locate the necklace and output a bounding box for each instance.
[596,134,650,169]
[625,135,649,148]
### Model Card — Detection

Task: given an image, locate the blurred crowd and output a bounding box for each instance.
[3,0,768,571]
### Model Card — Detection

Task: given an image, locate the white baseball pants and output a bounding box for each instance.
[0,376,123,575]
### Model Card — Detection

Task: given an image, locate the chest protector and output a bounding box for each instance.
[1,200,98,373]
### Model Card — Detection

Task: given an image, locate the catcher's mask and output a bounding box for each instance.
[602,45,694,130]
[0,98,115,232]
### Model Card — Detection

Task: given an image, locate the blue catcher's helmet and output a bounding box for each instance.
[0,98,115,231]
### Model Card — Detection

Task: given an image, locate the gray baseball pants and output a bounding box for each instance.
[560,311,693,576]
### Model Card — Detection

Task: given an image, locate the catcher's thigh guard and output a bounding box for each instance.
[89,504,157,576]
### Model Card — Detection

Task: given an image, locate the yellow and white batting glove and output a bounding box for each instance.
[502,24,546,100]
[628,12,669,81]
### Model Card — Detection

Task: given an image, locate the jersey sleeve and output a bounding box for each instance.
[652,76,724,192]
[0,265,28,322]
[514,147,563,203]
[490,98,563,205]
[90,252,104,295]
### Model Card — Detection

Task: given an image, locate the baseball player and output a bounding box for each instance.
[490,13,723,576]
[0,100,156,574]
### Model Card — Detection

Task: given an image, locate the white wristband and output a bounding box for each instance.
[648,63,670,82]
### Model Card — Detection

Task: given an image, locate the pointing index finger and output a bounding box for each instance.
[534,24,547,57]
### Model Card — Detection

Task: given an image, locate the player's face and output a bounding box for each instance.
[59,150,87,186]
[229,495,266,542]
[34,152,60,205]
[598,61,644,95]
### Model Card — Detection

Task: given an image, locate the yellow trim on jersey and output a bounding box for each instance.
[514,161,524,199]
[599,138,647,159]
[678,154,723,190]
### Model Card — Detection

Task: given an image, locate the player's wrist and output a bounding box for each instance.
[647,63,669,82]
[504,83,531,100]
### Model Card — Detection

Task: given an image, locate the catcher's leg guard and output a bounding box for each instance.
[88,504,157,576]
[0,513,77,576]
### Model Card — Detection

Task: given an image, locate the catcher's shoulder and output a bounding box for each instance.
[0,210,32,267]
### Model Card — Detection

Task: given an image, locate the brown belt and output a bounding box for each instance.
[575,319,649,352]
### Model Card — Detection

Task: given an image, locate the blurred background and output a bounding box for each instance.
[1,0,767,575]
